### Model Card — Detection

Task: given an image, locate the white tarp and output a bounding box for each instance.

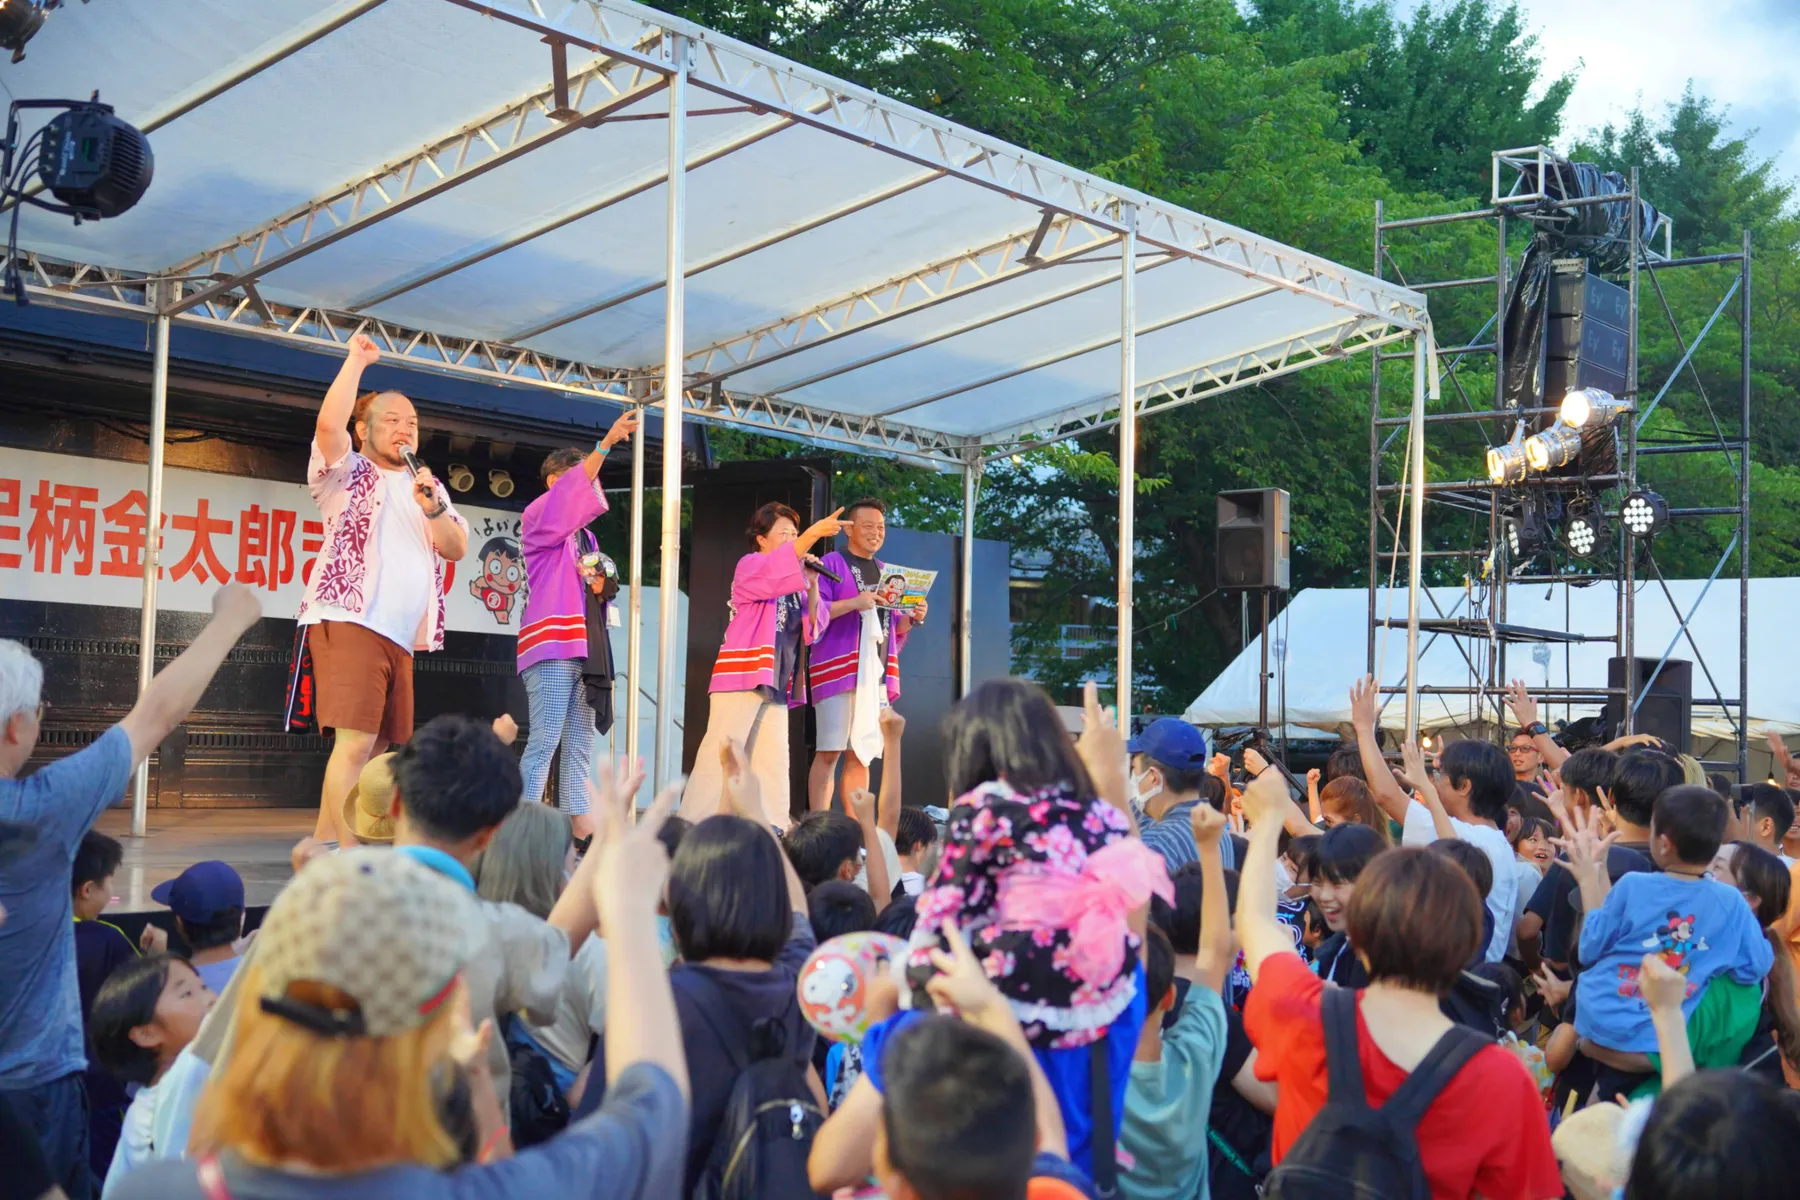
[1183,581,1791,741]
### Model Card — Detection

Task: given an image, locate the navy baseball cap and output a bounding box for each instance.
[1126,718,1210,768]
[151,860,245,923]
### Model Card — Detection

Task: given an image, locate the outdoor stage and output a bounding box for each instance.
[95,808,309,913]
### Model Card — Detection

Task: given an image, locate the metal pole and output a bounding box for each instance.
[625,397,646,771]
[652,38,688,789]
[1368,198,1382,678]
[1492,211,1507,734]
[129,309,172,837]
[1622,167,1641,733]
[1739,228,1752,781]
[958,458,978,698]
[1258,592,1270,731]
[1116,207,1138,726]
[1406,334,1426,741]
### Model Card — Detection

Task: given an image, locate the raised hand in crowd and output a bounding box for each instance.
[877,704,905,839]
[547,757,649,956]
[590,753,689,1100]
[1348,674,1411,823]
[1074,679,1130,822]
[1767,729,1800,787]
[1234,763,1298,983]
[1306,766,1322,822]
[848,788,892,913]
[1533,962,1572,1011]
[1638,953,1696,1090]
[1401,737,1452,839]
[1551,797,1619,914]
[136,923,167,954]
[450,1013,511,1163]
[1505,677,1568,774]
[121,583,263,764]
[490,713,519,746]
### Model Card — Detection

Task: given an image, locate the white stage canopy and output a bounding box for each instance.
[3,0,1429,823]
[1184,581,1792,742]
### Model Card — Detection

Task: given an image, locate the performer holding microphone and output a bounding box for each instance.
[300,334,468,846]
[679,502,846,826]
[515,411,640,839]
[807,497,925,812]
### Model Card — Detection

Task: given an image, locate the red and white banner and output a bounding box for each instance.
[0,446,534,635]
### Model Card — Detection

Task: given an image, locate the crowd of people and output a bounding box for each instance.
[7,346,1800,1198]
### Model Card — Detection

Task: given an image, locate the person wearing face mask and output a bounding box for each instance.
[301,334,469,848]
[1129,719,1235,872]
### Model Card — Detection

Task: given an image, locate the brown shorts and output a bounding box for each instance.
[310,620,414,745]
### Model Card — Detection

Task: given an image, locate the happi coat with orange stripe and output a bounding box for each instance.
[708,548,830,702]
[807,550,911,705]
[516,465,609,673]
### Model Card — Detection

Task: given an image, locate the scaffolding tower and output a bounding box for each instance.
[1368,149,1753,780]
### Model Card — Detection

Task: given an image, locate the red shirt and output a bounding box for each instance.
[1244,953,1560,1200]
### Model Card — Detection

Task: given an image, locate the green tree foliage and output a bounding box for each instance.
[1247,0,1574,199]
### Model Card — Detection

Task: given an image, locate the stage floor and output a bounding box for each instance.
[95,808,314,912]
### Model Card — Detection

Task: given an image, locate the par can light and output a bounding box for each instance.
[1524,425,1584,472]
[1559,388,1630,429]
[1487,441,1529,485]
[1620,490,1669,539]
[1563,507,1606,559]
[1506,510,1550,560]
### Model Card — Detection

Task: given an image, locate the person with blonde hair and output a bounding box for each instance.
[112,772,688,1198]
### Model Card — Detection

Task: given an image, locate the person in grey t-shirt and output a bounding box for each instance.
[1,584,264,1200]
[113,762,690,1200]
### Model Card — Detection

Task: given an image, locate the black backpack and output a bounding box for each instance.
[499,1013,571,1149]
[682,971,824,1200]
[1263,985,1486,1200]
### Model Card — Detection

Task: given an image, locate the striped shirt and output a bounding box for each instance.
[1138,800,1237,874]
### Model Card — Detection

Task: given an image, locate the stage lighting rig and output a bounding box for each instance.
[1559,388,1631,429]
[2,94,153,303]
[1621,490,1669,539]
[1524,424,1583,472]
[1562,502,1606,559]
[0,0,66,64]
[1506,507,1550,560]
[1487,438,1529,485]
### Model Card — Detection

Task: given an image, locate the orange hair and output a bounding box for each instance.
[190,964,464,1171]
[1320,777,1393,845]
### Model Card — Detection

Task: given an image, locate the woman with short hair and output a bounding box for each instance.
[679,501,844,826]
[1235,771,1561,1199]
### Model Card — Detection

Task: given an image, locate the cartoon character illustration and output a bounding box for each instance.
[800,954,863,1036]
[1641,909,1708,973]
[469,536,525,625]
[874,571,909,609]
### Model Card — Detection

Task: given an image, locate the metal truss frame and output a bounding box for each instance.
[1368,153,1754,777]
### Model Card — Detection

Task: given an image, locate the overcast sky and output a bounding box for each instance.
[1498,0,1800,184]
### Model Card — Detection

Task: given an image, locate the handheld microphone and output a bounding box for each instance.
[401,448,423,478]
[802,555,842,584]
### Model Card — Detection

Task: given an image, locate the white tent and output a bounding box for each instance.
[6,0,1428,830]
[1183,580,1794,743]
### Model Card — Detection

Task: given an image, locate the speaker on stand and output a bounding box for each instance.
[1606,657,1693,755]
[1217,488,1291,735]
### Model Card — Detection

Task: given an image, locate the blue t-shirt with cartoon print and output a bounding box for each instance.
[1574,871,1773,1052]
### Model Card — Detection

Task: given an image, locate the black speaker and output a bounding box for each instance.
[1216,488,1290,591]
[1546,261,1629,399]
[1605,657,1692,754]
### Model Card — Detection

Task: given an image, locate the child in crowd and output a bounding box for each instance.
[73,830,155,1181]
[149,860,247,994]
[1569,786,1773,1090]
[1306,823,1386,987]
[1118,802,1232,1200]
[892,807,938,899]
[90,953,215,1195]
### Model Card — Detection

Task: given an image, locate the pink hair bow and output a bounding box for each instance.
[994,839,1174,987]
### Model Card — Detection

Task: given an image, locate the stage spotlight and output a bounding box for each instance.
[447,464,475,493]
[1487,440,1528,485]
[1506,509,1550,559]
[37,102,153,217]
[1621,489,1669,539]
[1524,425,1583,472]
[488,469,515,499]
[1559,387,1630,429]
[0,0,46,63]
[1563,506,1606,559]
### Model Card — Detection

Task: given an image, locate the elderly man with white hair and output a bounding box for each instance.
[0,582,263,1198]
